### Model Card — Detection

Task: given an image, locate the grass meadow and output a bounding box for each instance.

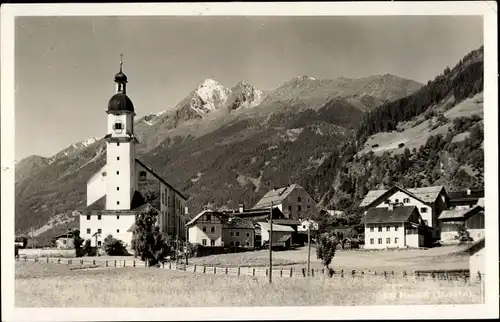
[15,262,481,307]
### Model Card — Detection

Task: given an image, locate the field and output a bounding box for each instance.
[15,262,481,307]
[18,244,470,272]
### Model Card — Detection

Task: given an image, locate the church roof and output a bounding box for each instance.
[85,191,149,211]
[114,71,128,83]
[135,159,188,200]
[107,93,135,114]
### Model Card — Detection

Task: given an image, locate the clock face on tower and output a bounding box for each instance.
[113,121,124,134]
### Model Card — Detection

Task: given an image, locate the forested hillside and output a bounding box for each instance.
[301,46,485,231]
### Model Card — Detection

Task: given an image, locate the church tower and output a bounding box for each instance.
[104,55,138,210]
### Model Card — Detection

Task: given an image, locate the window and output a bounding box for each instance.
[298,197,302,202]
[308,205,311,209]
[370,227,374,232]
[386,226,390,232]
[210,226,215,233]
[246,242,250,246]
[229,241,234,247]
[386,238,391,244]
[246,232,250,237]
[370,238,374,244]
[98,215,102,220]
[87,215,91,220]
[298,205,302,212]
[202,239,207,246]
[288,205,292,211]
[423,220,428,226]
[98,241,102,247]
[114,122,123,130]
[117,201,120,205]
[403,198,410,203]
[98,228,102,234]
[378,238,382,244]
[230,231,234,237]
[117,142,120,146]
[236,241,240,247]
[210,240,215,246]
[236,232,240,237]
[139,171,147,181]
[116,171,120,175]
[421,207,427,213]
[206,214,211,221]
[378,227,382,232]
[161,193,164,205]
[395,237,399,244]
[102,172,107,177]
[117,215,120,219]
[117,187,120,191]
[202,226,206,232]
[394,225,399,231]
[62,239,67,245]
[117,157,120,160]
[395,199,399,203]
[86,228,91,234]
[117,229,120,233]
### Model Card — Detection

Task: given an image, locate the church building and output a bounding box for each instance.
[79,57,188,248]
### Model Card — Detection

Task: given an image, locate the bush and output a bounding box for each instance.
[103,235,129,256]
[398,143,405,148]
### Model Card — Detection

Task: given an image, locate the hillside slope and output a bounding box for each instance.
[15,73,423,241]
[301,46,484,230]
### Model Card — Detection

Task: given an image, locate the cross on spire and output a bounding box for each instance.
[119,54,123,72]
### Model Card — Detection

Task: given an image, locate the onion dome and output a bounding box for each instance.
[107,93,135,114]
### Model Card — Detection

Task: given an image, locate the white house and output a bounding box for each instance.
[359,185,449,230]
[79,58,187,248]
[364,205,426,249]
[438,205,485,243]
[253,184,317,219]
[257,222,295,248]
[297,219,319,233]
[185,210,226,247]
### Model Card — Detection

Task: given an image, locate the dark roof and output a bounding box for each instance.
[85,191,149,212]
[449,190,484,202]
[232,207,285,220]
[135,158,188,200]
[272,219,301,226]
[438,205,484,220]
[364,206,418,224]
[467,237,485,256]
[253,184,304,208]
[185,210,228,227]
[277,235,292,243]
[107,93,135,114]
[223,217,255,230]
[359,185,446,208]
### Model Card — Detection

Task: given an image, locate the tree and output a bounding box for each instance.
[316,232,340,277]
[103,234,129,256]
[83,239,94,256]
[73,229,84,257]
[132,208,174,267]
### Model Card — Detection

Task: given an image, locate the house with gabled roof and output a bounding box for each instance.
[438,205,485,243]
[252,184,317,219]
[78,59,187,248]
[359,185,449,230]
[257,221,295,248]
[185,210,229,247]
[448,188,485,210]
[364,205,427,249]
[222,217,256,248]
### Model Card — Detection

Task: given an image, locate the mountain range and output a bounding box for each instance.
[14,47,484,245]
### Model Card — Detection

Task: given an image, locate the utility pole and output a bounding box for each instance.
[185,226,189,266]
[269,201,273,284]
[307,217,311,276]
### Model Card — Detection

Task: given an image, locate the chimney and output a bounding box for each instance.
[388,203,394,211]
[467,188,471,196]
[238,204,244,213]
[184,206,189,215]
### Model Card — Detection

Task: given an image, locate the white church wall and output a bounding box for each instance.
[87,164,108,206]
[80,212,135,247]
[106,141,134,210]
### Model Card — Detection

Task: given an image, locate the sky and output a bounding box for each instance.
[14,15,483,160]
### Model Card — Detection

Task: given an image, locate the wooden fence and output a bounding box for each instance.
[16,256,485,283]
